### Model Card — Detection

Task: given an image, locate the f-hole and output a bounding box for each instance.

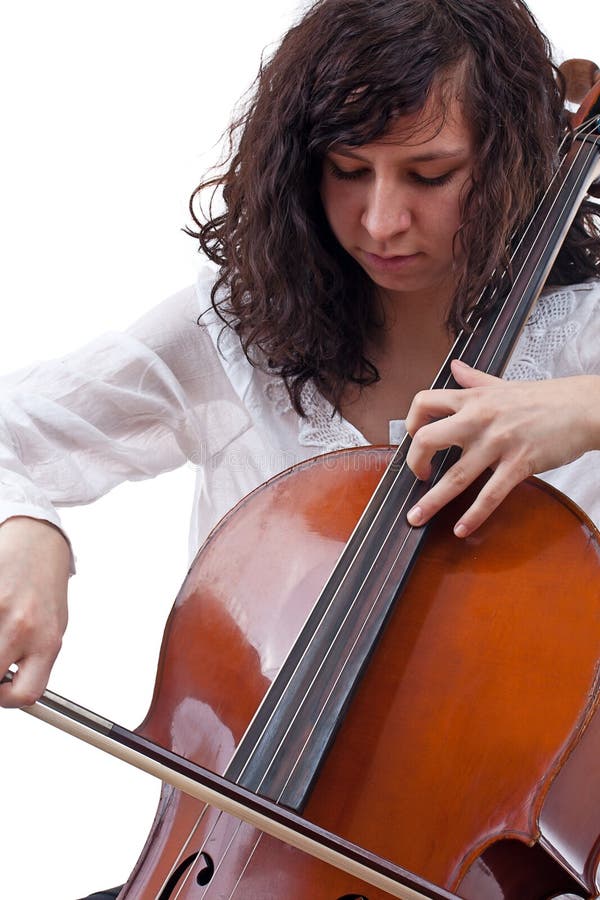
[196,852,215,886]
[158,852,199,898]
[337,894,369,899]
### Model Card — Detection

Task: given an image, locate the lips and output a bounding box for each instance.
[362,250,422,270]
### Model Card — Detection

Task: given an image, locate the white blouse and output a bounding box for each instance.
[0,266,599,568]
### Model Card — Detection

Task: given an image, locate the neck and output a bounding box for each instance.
[339,286,455,443]
[369,281,454,364]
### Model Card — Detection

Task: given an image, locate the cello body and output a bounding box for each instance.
[118,447,600,899]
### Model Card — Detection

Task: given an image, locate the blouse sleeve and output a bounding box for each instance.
[0,273,251,562]
[505,280,600,531]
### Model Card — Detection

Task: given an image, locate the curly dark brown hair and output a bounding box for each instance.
[187,0,600,415]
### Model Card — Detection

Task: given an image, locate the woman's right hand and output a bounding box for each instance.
[0,516,70,708]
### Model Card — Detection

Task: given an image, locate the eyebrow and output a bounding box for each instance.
[329,147,469,163]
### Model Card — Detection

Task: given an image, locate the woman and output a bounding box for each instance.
[1,0,599,896]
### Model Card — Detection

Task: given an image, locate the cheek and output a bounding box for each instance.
[320,179,356,241]
[428,189,463,248]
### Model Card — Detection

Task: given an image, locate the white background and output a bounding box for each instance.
[0,2,597,897]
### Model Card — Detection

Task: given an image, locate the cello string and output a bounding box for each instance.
[183,124,600,899]
[155,117,598,898]
[153,802,217,899]
[229,125,584,788]
[139,125,596,900]
[169,816,247,900]
[423,116,597,381]
[168,120,597,897]
[482,128,599,377]
[263,131,598,788]
[159,121,596,900]
[451,122,598,392]
[208,452,462,895]
[217,117,598,817]
[225,832,265,899]
[443,118,597,381]
[226,128,584,796]
[256,450,457,797]
[215,127,600,889]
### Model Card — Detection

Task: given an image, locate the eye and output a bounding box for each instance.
[326,161,368,181]
[411,171,455,188]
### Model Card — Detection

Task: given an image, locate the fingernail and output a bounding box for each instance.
[453,359,470,368]
[407,505,423,526]
[454,523,468,538]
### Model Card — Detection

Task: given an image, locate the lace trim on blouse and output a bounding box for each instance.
[504,287,581,381]
[206,276,594,453]
[264,378,366,450]
[264,286,588,448]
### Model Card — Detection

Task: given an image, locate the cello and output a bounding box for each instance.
[4,61,600,900]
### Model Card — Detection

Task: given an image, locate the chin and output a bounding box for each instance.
[364,269,428,295]
[358,260,451,301]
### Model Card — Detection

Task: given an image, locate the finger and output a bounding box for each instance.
[0,636,23,706]
[450,359,503,388]
[450,460,533,537]
[0,661,17,699]
[406,413,483,480]
[0,652,56,708]
[406,449,494,529]
[405,388,464,436]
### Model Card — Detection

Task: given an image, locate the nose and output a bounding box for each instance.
[361,178,412,245]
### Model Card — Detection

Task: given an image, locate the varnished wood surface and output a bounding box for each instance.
[121,448,600,899]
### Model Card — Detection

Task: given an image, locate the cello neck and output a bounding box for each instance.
[224,103,600,814]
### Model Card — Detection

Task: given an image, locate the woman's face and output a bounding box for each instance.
[320,95,474,308]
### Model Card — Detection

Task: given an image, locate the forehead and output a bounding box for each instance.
[383,93,471,148]
[332,75,473,156]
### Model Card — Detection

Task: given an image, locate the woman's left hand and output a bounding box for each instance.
[405,359,600,537]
